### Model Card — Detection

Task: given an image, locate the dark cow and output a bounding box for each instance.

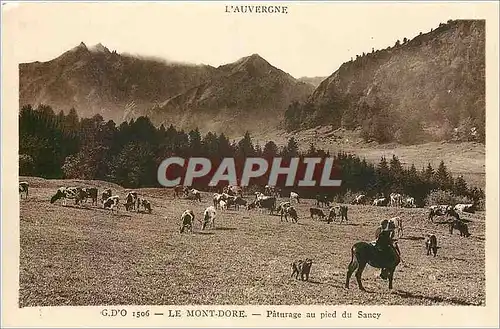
[173,185,187,198]
[19,181,29,199]
[291,259,313,281]
[101,188,112,203]
[226,196,247,210]
[140,199,152,214]
[83,187,98,206]
[256,197,276,214]
[50,187,87,206]
[425,234,438,256]
[186,189,202,202]
[246,200,258,210]
[281,206,298,223]
[180,209,195,234]
[310,207,326,220]
[449,219,471,237]
[103,195,120,213]
[316,194,331,207]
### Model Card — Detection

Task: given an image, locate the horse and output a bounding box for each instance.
[345,230,401,291]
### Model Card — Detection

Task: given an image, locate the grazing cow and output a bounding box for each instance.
[125,191,138,211]
[425,234,438,256]
[103,195,120,213]
[140,199,152,214]
[173,185,187,198]
[328,205,348,224]
[82,187,98,206]
[50,187,86,206]
[454,203,476,214]
[219,200,227,211]
[101,188,112,203]
[291,259,313,281]
[186,189,202,202]
[213,193,222,209]
[316,194,331,208]
[226,196,247,210]
[390,193,403,207]
[428,205,458,222]
[402,197,416,208]
[19,181,29,199]
[390,216,403,238]
[351,194,366,205]
[449,219,471,237]
[202,206,217,230]
[310,207,326,220]
[256,196,276,214]
[281,206,298,223]
[255,192,266,201]
[290,192,300,204]
[246,200,258,210]
[373,198,388,207]
[180,210,195,234]
[276,201,291,215]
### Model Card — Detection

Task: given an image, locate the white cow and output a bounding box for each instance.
[290,191,300,204]
[202,206,217,230]
[103,195,120,213]
[390,193,403,207]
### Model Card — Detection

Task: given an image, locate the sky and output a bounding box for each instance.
[2,1,494,78]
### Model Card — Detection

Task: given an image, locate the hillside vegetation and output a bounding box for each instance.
[285,20,485,145]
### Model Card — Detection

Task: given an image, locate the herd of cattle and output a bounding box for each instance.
[19,180,480,291]
[19,181,477,238]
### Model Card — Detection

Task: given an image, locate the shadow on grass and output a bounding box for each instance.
[393,289,481,306]
[400,236,425,241]
[308,280,324,285]
[215,227,237,231]
[194,231,215,235]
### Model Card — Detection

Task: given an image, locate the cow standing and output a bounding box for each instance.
[180,210,195,234]
[310,207,326,220]
[316,194,331,208]
[50,187,86,206]
[103,195,120,213]
[101,188,112,204]
[425,234,438,256]
[351,194,366,205]
[83,187,98,206]
[202,206,217,230]
[19,182,29,199]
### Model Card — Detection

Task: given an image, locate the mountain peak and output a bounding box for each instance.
[89,43,111,54]
[71,42,88,51]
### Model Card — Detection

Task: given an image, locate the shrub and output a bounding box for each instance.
[424,189,474,207]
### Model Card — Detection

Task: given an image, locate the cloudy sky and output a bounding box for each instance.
[2,1,493,78]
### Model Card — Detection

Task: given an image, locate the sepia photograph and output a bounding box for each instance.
[2,1,499,327]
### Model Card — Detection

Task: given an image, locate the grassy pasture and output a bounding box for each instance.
[19,177,485,307]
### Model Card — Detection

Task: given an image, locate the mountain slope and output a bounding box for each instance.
[285,19,485,144]
[19,42,216,122]
[298,76,327,88]
[148,54,314,136]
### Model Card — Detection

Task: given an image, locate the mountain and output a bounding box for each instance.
[19,42,216,123]
[285,19,485,144]
[298,76,327,88]
[147,54,314,136]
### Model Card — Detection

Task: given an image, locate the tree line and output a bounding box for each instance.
[19,104,484,207]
